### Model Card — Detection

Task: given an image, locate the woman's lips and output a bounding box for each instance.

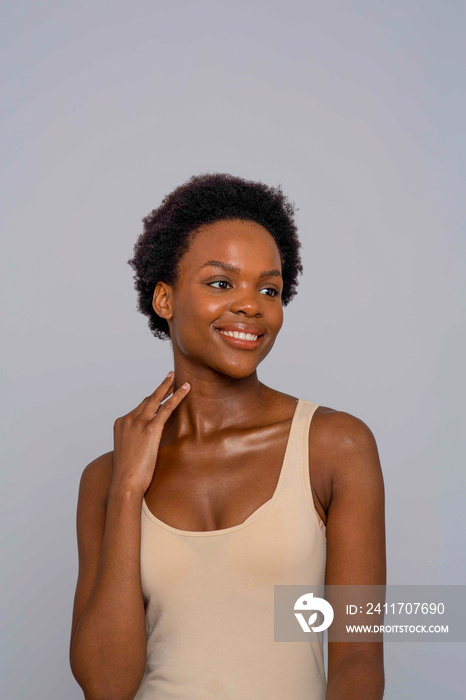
[215,327,264,349]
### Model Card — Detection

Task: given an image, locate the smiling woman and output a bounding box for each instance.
[69,173,386,700]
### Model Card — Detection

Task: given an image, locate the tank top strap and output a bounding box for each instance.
[279,399,320,493]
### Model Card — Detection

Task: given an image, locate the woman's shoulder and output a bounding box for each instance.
[307,403,377,447]
[271,386,372,432]
[266,387,377,445]
[302,402,382,519]
[301,401,378,464]
[78,450,115,507]
[305,403,382,494]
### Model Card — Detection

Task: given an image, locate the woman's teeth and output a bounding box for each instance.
[218,330,259,341]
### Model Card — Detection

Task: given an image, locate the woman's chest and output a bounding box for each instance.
[143,420,293,532]
[140,499,327,609]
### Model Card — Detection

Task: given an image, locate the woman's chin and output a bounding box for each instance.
[216,363,260,380]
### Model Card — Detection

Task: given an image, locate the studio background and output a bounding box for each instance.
[1,1,465,698]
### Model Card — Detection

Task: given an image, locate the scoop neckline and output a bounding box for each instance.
[142,398,302,537]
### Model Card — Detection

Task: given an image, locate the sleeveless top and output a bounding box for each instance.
[133,399,327,700]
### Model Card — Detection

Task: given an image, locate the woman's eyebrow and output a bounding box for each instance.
[199,260,282,279]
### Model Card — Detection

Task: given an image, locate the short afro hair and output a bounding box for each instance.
[127,172,303,340]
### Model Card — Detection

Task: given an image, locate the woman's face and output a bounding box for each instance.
[158,218,284,379]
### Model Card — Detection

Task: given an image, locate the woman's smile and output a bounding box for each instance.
[214,322,265,350]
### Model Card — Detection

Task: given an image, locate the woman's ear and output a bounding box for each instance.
[152,281,173,320]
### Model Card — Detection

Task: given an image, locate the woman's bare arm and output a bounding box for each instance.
[322,412,386,700]
[69,453,148,700]
[69,375,190,700]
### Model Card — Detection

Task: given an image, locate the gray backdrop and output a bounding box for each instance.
[1,1,465,698]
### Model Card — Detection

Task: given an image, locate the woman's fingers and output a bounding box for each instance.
[134,372,175,417]
[149,382,191,428]
[157,375,177,404]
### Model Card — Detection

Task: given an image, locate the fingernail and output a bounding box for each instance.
[167,370,174,378]
[182,382,190,389]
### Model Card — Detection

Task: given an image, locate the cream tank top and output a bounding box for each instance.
[133,399,327,700]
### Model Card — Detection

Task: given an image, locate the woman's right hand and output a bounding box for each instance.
[111,372,191,496]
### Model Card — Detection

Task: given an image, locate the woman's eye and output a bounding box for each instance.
[207,281,279,296]
[208,280,231,289]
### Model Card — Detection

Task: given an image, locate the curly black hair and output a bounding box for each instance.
[127,172,303,340]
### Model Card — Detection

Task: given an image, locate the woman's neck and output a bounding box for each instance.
[165,364,270,439]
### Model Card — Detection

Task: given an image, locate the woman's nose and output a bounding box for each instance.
[228,288,263,316]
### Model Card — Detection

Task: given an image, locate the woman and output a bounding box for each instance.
[69,173,386,700]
